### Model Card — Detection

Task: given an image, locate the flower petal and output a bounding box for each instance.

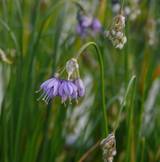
[75,79,85,97]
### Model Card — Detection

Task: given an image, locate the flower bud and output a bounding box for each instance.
[66,58,79,79]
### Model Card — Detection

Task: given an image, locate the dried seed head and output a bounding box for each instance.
[113,15,125,30]
[145,18,157,46]
[100,133,116,162]
[106,14,127,49]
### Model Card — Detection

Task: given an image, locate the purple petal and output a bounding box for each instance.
[61,95,68,103]
[91,19,101,32]
[40,78,53,90]
[70,82,78,99]
[47,78,57,89]
[81,16,93,27]
[39,77,61,103]
[59,81,65,96]
[76,24,87,37]
[52,80,60,96]
[76,24,83,34]
[74,79,85,97]
[59,80,74,103]
[63,81,73,96]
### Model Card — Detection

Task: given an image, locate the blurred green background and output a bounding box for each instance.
[0,0,160,162]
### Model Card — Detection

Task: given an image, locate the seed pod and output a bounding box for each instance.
[100,133,116,162]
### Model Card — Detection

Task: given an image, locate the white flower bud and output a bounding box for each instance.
[66,58,79,78]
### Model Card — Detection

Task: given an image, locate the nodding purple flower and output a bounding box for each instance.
[38,76,85,104]
[38,77,61,104]
[59,80,78,103]
[74,78,85,97]
[76,13,102,37]
[76,15,92,37]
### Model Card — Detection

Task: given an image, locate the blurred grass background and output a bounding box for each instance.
[0,0,160,162]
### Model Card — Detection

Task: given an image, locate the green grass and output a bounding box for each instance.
[0,0,160,162]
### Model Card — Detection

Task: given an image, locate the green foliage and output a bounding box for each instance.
[0,0,160,162]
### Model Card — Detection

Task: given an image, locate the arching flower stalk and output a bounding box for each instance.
[37,41,108,134]
[75,42,108,136]
[106,13,127,49]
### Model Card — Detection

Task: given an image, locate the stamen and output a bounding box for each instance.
[35,88,42,93]
[75,99,78,104]
[62,101,66,107]
[42,93,49,101]
[69,98,72,105]
[44,95,51,104]
[37,91,46,101]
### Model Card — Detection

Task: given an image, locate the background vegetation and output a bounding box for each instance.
[0,0,160,162]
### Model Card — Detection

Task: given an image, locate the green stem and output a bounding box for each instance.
[113,75,136,133]
[140,137,145,162]
[120,0,125,12]
[125,78,136,162]
[76,42,108,137]
[0,18,20,55]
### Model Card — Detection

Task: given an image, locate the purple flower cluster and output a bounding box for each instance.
[39,77,85,104]
[76,14,102,37]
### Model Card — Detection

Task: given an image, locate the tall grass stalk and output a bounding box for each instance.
[125,76,136,162]
[114,75,136,133]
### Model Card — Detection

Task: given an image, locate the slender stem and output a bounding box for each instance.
[120,0,125,12]
[76,42,108,137]
[140,137,145,162]
[125,77,136,162]
[0,18,20,56]
[36,104,51,162]
[113,75,136,133]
